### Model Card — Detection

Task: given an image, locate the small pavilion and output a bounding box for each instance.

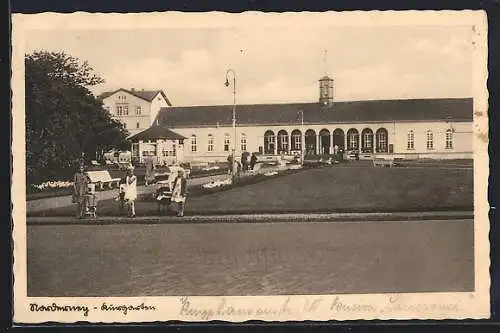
[128,125,187,165]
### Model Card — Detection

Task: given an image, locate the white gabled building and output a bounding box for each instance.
[99,88,172,137]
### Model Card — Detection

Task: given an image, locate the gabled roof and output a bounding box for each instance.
[155,98,473,128]
[98,88,172,105]
[128,125,187,142]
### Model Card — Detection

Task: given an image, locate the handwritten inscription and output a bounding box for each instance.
[100,302,156,315]
[30,303,90,317]
[177,295,460,320]
[28,295,461,320]
[179,296,292,320]
[29,302,156,317]
[330,297,376,312]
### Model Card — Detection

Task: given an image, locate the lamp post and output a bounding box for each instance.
[225,69,237,183]
[298,110,304,166]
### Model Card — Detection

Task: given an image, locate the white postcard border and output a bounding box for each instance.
[11,10,491,323]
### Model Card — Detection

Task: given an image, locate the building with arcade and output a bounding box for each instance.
[128,75,473,164]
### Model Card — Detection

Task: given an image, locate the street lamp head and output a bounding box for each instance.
[224,79,230,87]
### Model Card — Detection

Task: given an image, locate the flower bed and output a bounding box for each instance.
[192,166,304,197]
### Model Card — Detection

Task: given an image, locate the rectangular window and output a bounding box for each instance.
[136,106,142,116]
[241,134,247,152]
[136,122,140,129]
[123,105,129,116]
[208,135,214,152]
[116,106,123,116]
[445,130,453,149]
[407,131,415,150]
[224,135,230,152]
[426,131,434,150]
[191,135,197,152]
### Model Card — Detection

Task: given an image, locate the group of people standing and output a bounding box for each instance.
[72,163,188,219]
[73,164,138,218]
[227,153,258,176]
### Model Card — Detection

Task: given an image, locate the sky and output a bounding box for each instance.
[24,25,473,106]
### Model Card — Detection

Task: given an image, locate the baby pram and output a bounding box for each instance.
[154,180,172,213]
[83,183,97,218]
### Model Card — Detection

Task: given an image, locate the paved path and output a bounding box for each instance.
[27,210,474,225]
[26,174,231,213]
[27,218,474,296]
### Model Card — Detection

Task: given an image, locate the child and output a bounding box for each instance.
[116,175,127,214]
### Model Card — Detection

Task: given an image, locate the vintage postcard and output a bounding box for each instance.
[11,10,490,323]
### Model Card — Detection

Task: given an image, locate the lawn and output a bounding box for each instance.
[31,164,473,216]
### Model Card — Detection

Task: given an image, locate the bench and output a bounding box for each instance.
[86,170,121,190]
[372,158,394,168]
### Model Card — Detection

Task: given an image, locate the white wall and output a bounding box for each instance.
[103,90,152,136]
[170,120,473,163]
[394,121,472,159]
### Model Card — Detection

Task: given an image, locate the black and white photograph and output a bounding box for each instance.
[12,11,490,322]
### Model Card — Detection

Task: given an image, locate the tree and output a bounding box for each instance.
[25,51,129,185]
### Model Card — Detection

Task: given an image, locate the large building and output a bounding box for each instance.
[130,75,473,164]
[99,88,172,136]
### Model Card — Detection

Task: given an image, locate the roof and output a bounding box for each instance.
[155,98,473,128]
[98,88,172,105]
[319,75,333,81]
[128,125,187,142]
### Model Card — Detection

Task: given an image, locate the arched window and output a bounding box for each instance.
[277,130,289,153]
[305,129,317,154]
[332,129,345,149]
[291,129,302,150]
[361,128,373,153]
[346,129,359,150]
[407,130,415,150]
[264,130,275,154]
[426,130,434,150]
[224,133,230,152]
[240,133,247,152]
[191,134,197,152]
[207,134,214,152]
[445,129,453,149]
[376,128,388,153]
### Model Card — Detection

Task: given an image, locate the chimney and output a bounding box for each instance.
[131,88,135,92]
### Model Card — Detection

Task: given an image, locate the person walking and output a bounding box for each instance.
[123,165,138,218]
[72,164,89,219]
[171,169,187,217]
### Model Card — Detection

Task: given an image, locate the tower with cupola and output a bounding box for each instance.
[319,50,334,106]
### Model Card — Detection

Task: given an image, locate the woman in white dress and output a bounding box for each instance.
[171,169,187,217]
[124,166,138,217]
